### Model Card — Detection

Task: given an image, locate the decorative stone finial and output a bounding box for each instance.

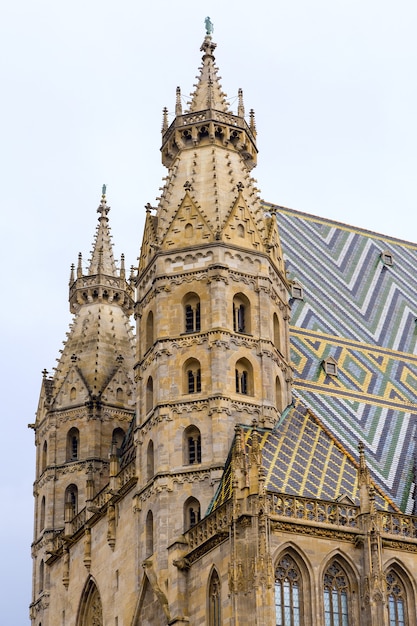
[238,88,245,117]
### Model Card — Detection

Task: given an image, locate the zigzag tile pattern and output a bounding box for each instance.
[208,401,395,514]
[268,205,417,513]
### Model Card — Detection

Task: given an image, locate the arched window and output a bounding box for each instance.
[237,223,245,238]
[41,440,47,473]
[77,577,103,626]
[70,386,77,401]
[184,358,201,394]
[185,223,193,238]
[208,568,221,626]
[40,496,45,531]
[65,484,78,520]
[386,569,407,626]
[275,554,301,626]
[323,560,349,626]
[147,440,154,480]
[66,427,80,461]
[183,293,201,333]
[39,560,44,594]
[116,387,124,401]
[233,293,251,334]
[112,427,125,452]
[273,313,281,352]
[184,497,201,531]
[184,425,201,465]
[276,376,283,413]
[146,311,154,352]
[146,376,154,413]
[146,510,154,556]
[235,358,253,395]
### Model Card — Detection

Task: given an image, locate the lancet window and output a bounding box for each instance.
[323,561,349,626]
[275,554,301,626]
[208,569,221,626]
[386,569,407,626]
[184,425,201,465]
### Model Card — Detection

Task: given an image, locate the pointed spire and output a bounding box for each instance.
[68,187,134,316]
[187,33,229,114]
[88,186,117,277]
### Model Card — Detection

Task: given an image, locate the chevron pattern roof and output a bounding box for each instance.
[269,204,417,513]
[208,400,395,514]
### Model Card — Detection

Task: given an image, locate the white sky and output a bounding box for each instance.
[1,1,417,622]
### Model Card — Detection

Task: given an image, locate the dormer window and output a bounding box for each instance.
[291,281,303,300]
[323,357,338,376]
[380,250,393,266]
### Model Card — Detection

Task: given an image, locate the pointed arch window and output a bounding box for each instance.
[41,440,48,473]
[65,484,78,520]
[208,568,221,626]
[146,510,154,556]
[39,559,44,594]
[112,427,125,454]
[66,427,80,461]
[184,497,201,531]
[386,569,407,626]
[235,358,253,395]
[77,578,103,626]
[323,561,349,626]
[40,496,46,532]
[146,310,154,352]
[273,312,281,352]
[146,376,154,413]
[275,554,301,626]
[147,439,154,480]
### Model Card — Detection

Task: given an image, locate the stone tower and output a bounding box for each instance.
[31,190,136,622]
[132,29,293,620]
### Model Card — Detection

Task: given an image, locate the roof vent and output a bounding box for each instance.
[380,250,393,266]
[291,280,304,300]
[323,356,338,376]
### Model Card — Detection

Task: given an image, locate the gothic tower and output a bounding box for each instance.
[132,29,293,620]
[31,190,136,623]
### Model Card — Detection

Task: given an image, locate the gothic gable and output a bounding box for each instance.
[53,365,90,410]
[222,192,263,251]
[161,192,213,250]
[100,365,135,406]
[138,210,158,274]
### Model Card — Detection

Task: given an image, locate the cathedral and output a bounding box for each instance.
[30,26,417,626]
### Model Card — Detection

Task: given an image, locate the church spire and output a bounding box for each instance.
[69,187,134,315]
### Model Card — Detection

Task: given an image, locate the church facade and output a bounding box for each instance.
[30,30,417,626]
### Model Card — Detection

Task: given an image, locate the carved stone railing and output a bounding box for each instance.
[118,459,136,490]
[379,511,417,538]
[186,500,232,551]
[268,493,359,528]
[70,508,86,534]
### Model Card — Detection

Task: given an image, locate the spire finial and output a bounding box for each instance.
[175,87,183,116]
[162,107,169,133]
[204,16,214,35]
[238,88,245,117]
[97,185,110,219]
[77,252,83,278]
[102,183,106,198]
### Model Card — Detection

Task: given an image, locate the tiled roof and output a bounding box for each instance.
[208,400,395,514]
[271,204,417,513]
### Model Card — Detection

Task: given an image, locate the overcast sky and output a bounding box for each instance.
[1,1,417,623]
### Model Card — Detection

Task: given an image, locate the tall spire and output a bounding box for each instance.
[69,187,134,315]
[187,34,229,114]
[88,185,118,277]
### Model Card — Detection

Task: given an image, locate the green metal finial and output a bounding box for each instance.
[102,184,107,197]
[205,16,214,35]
